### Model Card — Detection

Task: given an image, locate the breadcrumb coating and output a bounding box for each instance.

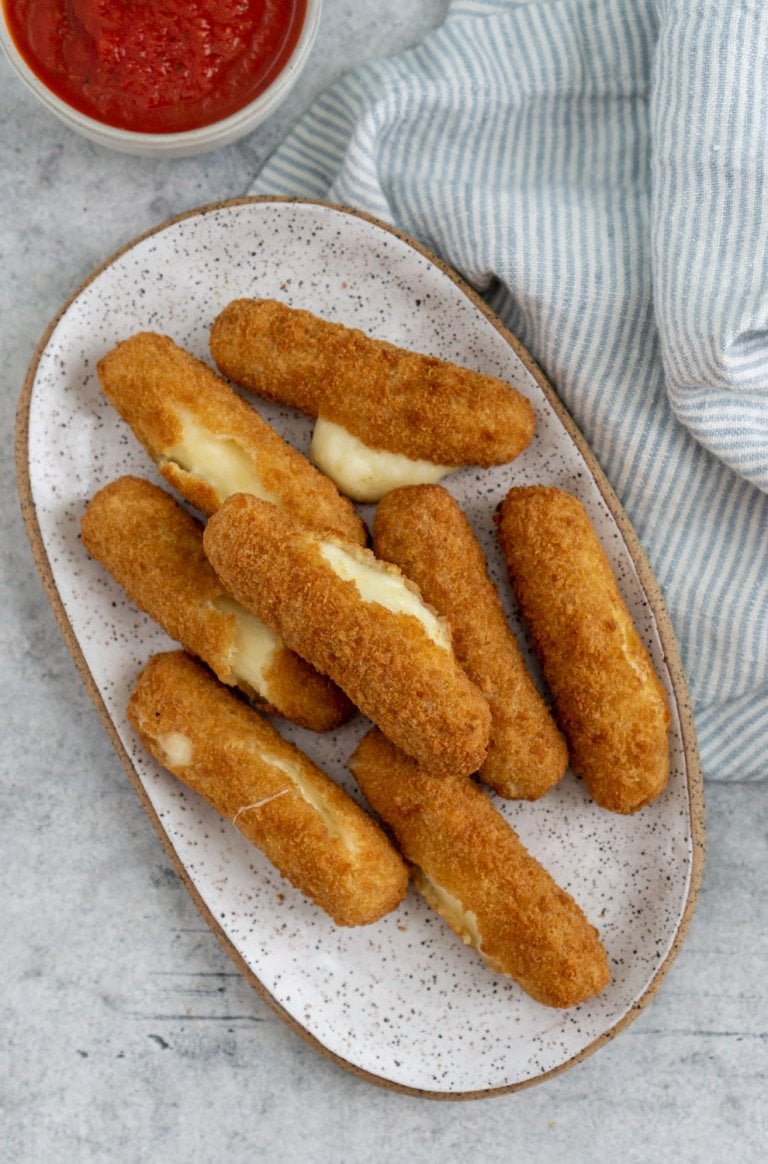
[81,476,353,732]
[374,485,568,799]
[203,494,491,777]
[128,652,408,927]
[350,730,610,1007]
[97,331,366,544]
[209,298,535,466]
[496,486,670,814]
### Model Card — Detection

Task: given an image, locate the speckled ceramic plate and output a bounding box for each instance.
[16,197,704,1098]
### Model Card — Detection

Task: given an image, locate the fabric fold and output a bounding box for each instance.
[651,0,768,493]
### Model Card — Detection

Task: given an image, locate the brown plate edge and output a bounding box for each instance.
[14,194,705,1102]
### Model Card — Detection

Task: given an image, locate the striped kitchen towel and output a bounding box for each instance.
[249,0,768,781]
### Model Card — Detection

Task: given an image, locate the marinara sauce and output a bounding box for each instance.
[3,1,308,133]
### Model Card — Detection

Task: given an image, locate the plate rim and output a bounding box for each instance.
[14,194,706,1100]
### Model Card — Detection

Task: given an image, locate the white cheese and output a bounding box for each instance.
[157,732,194,768]
[310,416,456,503]
[165,410,278,504]
[413,869,484,951]
[214,597,280,693]
[259,752,353,848]
[318,541,450,650]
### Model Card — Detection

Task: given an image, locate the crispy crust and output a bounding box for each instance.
[97,331,366,544]
[209,298,536,466]
[203,494,491,777]
[350,730,610,1007]
[495,486,670,814]
[81,476,353,732]
[373,485,568,799]
[128,652,408,926]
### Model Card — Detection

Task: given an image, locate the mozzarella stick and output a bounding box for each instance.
[350,730,610,1007]
[97,331,366,543]
[209,299,536,502]
[81,476,353,732]
[495,486,670,814]
[128,653,408,926]
[203,494,491,777]
[373,485,568,799]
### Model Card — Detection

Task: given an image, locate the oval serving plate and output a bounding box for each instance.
[16,197,704,1098]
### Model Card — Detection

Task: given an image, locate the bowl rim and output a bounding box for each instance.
[0,0,322,145]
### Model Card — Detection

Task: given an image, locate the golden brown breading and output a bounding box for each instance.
[203,494,491,777]
[350,730,610,1007]
[495,486,670,814]
[81,476,353,732]
[373,485,568,799]
[97,331,366,544]
[128,653,408,927]
[209,298,536,466]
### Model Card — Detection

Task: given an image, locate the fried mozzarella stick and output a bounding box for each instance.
[203,494,491,777]
[351,730,610,1006]
[496,486,670,814]
[81,477,353,732]
[209,298,536,502]
[374,485,568,799]
[97,331,366,543]
[129,653,408,926]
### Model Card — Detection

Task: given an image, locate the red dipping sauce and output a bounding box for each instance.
[3,0,308,134]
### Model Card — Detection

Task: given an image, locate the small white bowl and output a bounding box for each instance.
[0,1,322,157]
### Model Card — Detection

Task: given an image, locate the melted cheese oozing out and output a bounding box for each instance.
[157,732,194,768]
[310,416,456,503]
[318,541,450,650]
[165,410,278,504]
[414,869,483,951]
[213,597,280,693]
[260,752,354,849]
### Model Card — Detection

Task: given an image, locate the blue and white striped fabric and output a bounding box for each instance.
[249,0,768,782]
